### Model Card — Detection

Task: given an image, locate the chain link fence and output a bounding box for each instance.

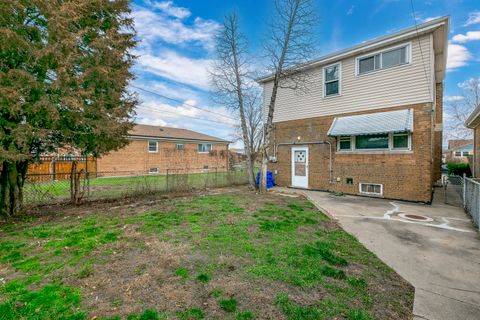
[23,167,248,207]
[443,175,464,207]
[463,176,480,231]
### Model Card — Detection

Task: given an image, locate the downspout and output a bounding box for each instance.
[276,141,333,183]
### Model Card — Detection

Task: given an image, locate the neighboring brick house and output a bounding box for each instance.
[258,17,449,202]
[445,139,473,163]
[465,105,480,177]
[97,124,230,176]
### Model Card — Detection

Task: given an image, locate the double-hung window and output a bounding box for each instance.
[357,44,410,75]
[324,63,340,97]
[198,143,212,153]
[148,141,158,153]
[176,143,185,151]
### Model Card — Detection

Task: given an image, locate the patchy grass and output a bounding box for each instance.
[0,189,413,319]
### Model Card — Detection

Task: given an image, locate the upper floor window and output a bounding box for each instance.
[198,143,212,153]
[148,141,158,153]
[323,63,340,97]
[357,44,410,75]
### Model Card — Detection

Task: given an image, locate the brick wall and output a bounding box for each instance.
[268,103,436,202]
[432,82,443,183]
[474,128,480,178]
[97,139,229,176]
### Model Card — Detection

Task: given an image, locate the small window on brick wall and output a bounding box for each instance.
[359,183,383,195]
[149,167,159,174]
[148,141,158,153]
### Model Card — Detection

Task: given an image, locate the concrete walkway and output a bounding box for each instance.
[276,187,480,320]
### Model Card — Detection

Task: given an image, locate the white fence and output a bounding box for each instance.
[463,176,480,231]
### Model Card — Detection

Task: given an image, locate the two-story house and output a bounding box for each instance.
[258,17,449,202]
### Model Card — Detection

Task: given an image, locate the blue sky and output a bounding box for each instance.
[130,0,480,146]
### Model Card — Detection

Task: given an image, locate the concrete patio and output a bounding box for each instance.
[275,187,480,320]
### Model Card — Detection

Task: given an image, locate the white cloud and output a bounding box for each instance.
[446,43,472,71]
[416,15,441,23]
[133,7,220,52]
[136,51,213,90]
[150,1,191,19]
[464,11,480,26]
[133,96,236,139]
[451,31,480,43]
[346,5,354,16]
[444,95,464,102]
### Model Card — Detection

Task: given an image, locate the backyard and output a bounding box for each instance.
[0,188,413,319]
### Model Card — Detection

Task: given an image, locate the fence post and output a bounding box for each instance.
[166,169,169,192]
[463,173,466,208]
[215,167,218,188]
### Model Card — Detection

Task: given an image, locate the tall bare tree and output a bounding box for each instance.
[259,0,317,192]
[210,12,257,189]
[445,78,480,141]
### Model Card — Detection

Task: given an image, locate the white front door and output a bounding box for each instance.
[291,146,308,188]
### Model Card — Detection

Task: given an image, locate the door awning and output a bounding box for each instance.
[327,109,414,136]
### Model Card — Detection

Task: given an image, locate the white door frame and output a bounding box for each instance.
[291,146,309,188]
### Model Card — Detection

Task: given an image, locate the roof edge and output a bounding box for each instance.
[128,134,230,143]
[257,16,449,83]
[465,104,480,128]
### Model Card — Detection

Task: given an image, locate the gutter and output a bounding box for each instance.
[127,135,231,144]
[465,104,480,129]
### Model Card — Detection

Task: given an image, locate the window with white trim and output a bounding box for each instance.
[148,141,158,153]
[198,143,212,153]
[359,183,383,195]
[337,132,411,151]
[149,167,159,174]
[455,151,461,157]
[176,143,185,151]
[463,151,470,156]
[338,136,352,150]
[324,63,340,96]
[357,44,410,75]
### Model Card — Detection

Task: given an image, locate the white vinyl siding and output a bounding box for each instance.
[262,34,432,123]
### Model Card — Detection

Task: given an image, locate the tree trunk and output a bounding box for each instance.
[0,161,29,217]
[69,161,85,205]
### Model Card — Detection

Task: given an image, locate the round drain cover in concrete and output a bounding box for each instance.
[398,213,433,222]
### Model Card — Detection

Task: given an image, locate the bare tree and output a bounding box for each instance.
[259,0,317,192]
[445,78,480,141]
[231,90,263,161]
[210,12,257,189]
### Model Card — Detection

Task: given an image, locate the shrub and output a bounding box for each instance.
[446,163,472,177]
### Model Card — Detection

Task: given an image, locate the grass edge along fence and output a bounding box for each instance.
[24,167,248,207]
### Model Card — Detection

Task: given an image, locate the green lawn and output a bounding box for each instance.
[0,190,413,319]
[24,170,247,206]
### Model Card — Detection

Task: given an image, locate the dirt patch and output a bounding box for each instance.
[0,187,414,319]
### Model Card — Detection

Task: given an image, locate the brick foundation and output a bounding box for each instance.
[268,103,436,202]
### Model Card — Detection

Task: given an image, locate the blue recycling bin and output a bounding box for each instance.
[256,171,275,189]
